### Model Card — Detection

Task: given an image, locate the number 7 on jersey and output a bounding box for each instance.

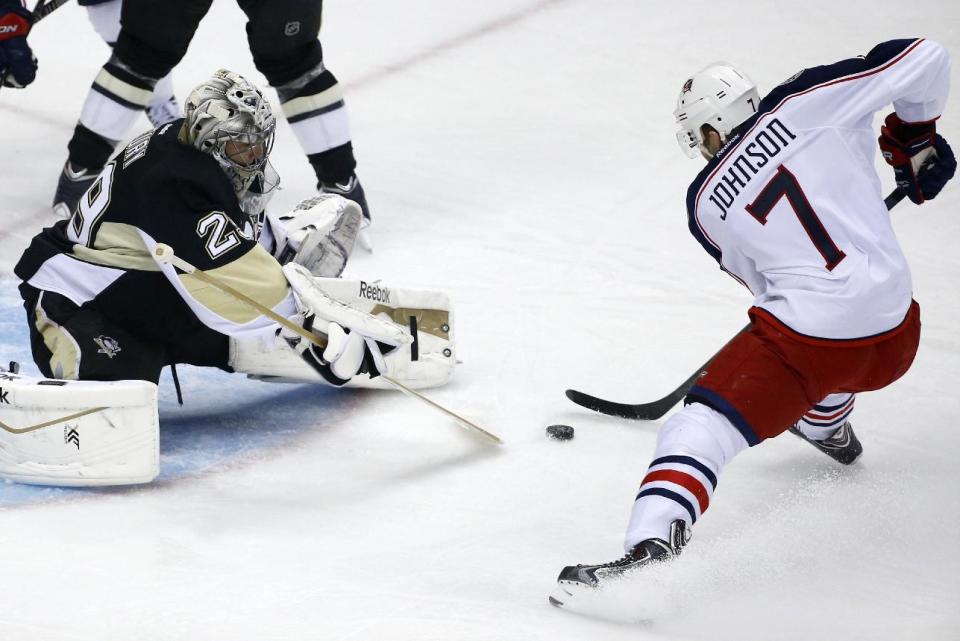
[745,164,846,271]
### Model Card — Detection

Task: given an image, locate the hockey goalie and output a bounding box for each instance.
[3,69,456,487]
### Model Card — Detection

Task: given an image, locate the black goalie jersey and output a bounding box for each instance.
[15,121,294,379]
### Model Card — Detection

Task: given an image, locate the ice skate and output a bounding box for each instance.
[52,161,98,218]
[788,421,863,465]
[319,173,370,222]
[320,173,372,251]
[550,520,689,609]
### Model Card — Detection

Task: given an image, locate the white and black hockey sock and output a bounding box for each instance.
[79,56,158,145]
[277,65,356,183]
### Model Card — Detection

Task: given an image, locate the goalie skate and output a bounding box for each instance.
[550,520,690,610]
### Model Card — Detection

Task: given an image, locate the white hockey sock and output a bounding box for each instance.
[794,393,855,441]
[280,71,352,156]
[151,75,176,107]
[79,68,152,142]
[624,402,748,551]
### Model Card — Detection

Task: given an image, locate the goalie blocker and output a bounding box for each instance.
[230,271,457,390]
[0,366,158,486]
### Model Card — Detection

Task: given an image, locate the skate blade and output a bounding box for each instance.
[548,580,593,612]
[549,574,669,622]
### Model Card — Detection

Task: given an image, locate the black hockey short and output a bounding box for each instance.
[20,285,230,384]
[116,0,324,84]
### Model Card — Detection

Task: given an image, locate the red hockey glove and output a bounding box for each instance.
[0,0,36,88]
[878,112,955,204]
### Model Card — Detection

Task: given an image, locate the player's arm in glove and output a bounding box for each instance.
[878,112,957,204]
[280,262,409,386]
[0,0,37,88]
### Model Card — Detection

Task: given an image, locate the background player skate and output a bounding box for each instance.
[552,38,956,609]
[52,0,373,233]
[6,69,456,486]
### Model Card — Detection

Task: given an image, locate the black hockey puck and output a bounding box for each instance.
[546,424,575,440]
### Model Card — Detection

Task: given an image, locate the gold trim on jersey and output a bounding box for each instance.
[280,84,344,119]
[180,245,288,325]
[34,296,80,381]
[93,68,153,107]
[72,222,160,271]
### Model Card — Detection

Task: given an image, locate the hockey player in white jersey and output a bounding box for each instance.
[552,38,956,608]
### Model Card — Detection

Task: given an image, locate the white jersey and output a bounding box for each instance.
[687,38,950,339]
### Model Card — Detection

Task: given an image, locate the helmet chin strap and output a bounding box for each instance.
[699,130,727,160]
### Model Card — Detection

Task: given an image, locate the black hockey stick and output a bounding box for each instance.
[31,0,71,23]
[566,187,906,421]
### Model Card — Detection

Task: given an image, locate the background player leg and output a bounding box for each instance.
[53,0,211,216]
[82,0,181,127]
[240,0,372,229]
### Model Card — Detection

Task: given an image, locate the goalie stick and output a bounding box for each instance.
[566,187,906,421]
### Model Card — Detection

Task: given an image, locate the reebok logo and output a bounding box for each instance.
[359,281,391,304]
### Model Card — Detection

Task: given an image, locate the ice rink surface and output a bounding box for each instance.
[1,1,958,639]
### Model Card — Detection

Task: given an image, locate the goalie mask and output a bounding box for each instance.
[674,62,759,159]
[182,69,279,201]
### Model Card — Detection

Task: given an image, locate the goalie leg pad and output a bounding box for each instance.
[0,370,159,486]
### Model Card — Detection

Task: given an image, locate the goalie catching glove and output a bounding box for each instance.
[279,262,410,386]
[264,194,362,277]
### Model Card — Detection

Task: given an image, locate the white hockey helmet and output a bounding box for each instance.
[183,69,277,195]
[673,62,759,159]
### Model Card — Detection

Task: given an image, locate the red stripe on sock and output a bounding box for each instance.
[805,397,855,421]
[641,469,710,515]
